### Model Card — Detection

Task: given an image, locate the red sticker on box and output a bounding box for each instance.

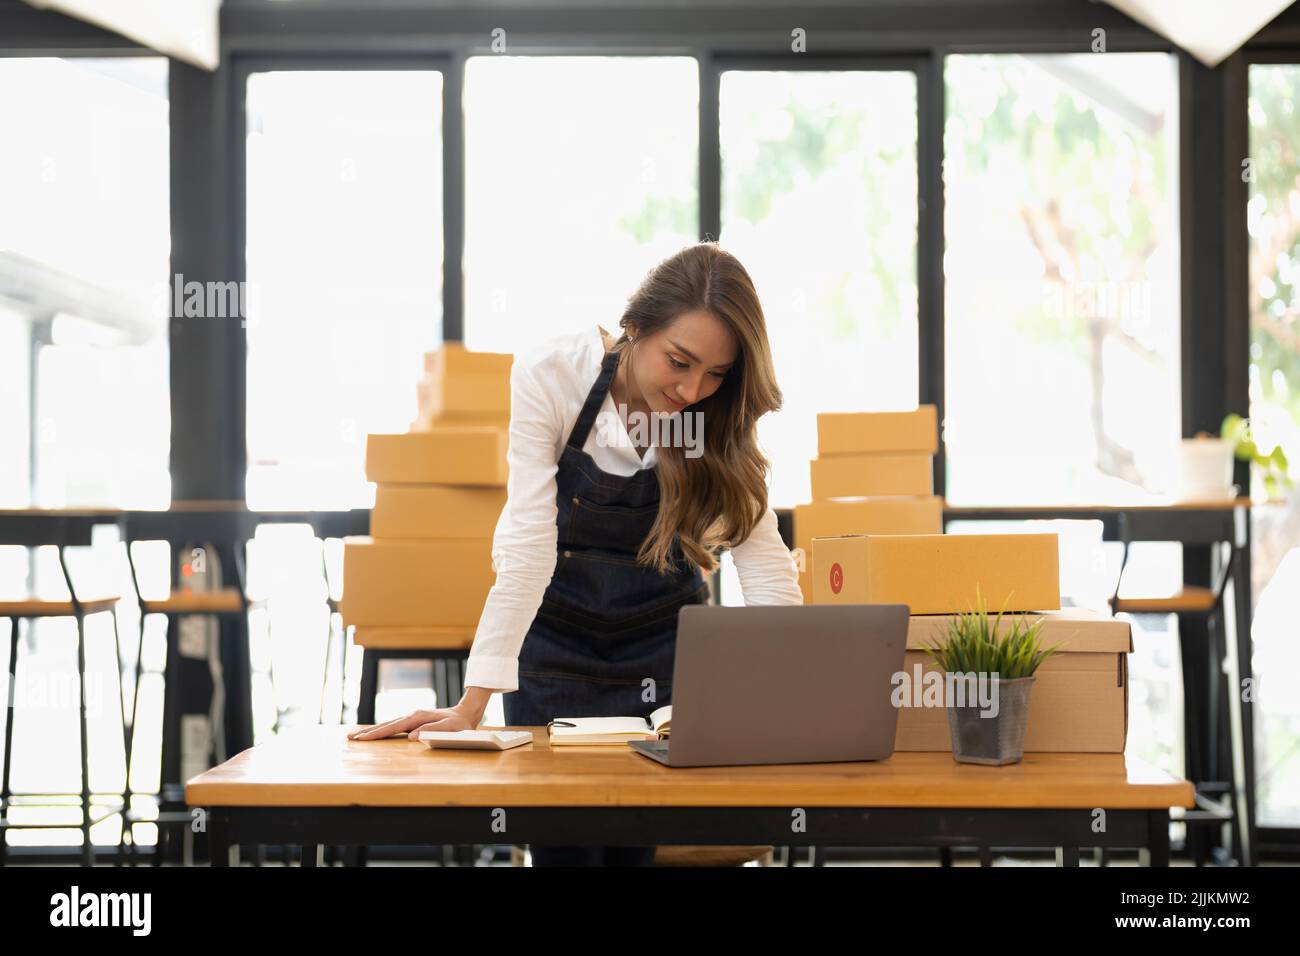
[829,562,843,595]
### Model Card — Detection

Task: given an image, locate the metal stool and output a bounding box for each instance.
[0,541,123,866]
[1110,532,1241,865]
[118,537,261,864]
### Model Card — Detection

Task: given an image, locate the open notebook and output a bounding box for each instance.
[546,705,672,745]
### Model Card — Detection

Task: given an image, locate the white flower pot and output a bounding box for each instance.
[1174,437,1236,501]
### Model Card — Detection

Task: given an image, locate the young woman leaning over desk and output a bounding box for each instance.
[349,242,803,866]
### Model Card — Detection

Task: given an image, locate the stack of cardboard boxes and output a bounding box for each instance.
[793,406,943,603]
[810,527,1131,754]
[339,344,513,651]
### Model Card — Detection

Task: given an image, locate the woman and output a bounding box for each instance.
[349,242,803,866]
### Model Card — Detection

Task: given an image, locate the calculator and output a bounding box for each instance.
[418,730,534,751]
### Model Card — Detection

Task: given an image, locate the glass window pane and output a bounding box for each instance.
[0,57,170,508]
[462,55,698,355]
[720,69,919,509]
[1246,62,1300,827]
[245,70,444,510]
[944,53,1181,505]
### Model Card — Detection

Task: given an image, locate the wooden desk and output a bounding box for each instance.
[186,725,1194,867]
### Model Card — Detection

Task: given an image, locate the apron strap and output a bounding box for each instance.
[564,348,620,452]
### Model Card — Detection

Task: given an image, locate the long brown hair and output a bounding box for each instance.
[610,242,784,575]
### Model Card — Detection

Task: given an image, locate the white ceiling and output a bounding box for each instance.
[22,0,221,70]
[1105,0,1295,67]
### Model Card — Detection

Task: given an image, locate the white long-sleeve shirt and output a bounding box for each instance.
[462,322,804,692]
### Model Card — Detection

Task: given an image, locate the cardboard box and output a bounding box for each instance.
[894,609,1130,752]
[424,343,514,379]
[811,532,1060,613]
[816,406,938,456]
[416,371,511,425]
[412,411,509,430]
[365,428,508,486]
[793,497,944,604]
[809,453,933,498]
[371,484,507,539]
[339,537,496,627]
[794,497,944,551]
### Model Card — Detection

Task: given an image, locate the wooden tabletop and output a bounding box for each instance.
[185,724,1194,811]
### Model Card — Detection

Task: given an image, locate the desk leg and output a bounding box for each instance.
[1055,846,1080,867]
[209,810,233,867]
[344,653,374,870]
[1226,542,1257,867]
[1140,810,1170,867]
[301,844,321,867]
[1181,542,1216,863]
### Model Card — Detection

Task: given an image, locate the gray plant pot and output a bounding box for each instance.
[945,675,1036,765]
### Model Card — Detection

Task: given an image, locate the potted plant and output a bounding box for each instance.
[924,589,1061,766]
[1220,413,1293,499]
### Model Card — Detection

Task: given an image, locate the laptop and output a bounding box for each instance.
[628,603,909,768]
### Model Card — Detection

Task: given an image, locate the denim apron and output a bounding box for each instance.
[503,347,710,728]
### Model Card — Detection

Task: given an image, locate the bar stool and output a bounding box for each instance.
[317,537,353,727]
[0,542,124,867]
[118,533,260,864]
[1110,528,1240,865]
[308,512,370,729]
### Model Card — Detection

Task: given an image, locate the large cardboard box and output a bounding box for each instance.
[809,453,932,498]
[793,497,944,603]
[816,406,938,456]
[894,610,1130,752]
[340,537,496,628]
[365,428,508,486]
[424,343,514,379]
[371,484,507,539]
[811,532,1060,614]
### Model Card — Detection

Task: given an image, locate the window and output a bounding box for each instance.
[1246,62,1300,826]
[0,57,170,508]
[944,53,1181,505]
[244,70,444,510]
[462,55,699,355]
[719,68,919,510]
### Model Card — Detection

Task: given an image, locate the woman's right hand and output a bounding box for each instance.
[348,705,480,741]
